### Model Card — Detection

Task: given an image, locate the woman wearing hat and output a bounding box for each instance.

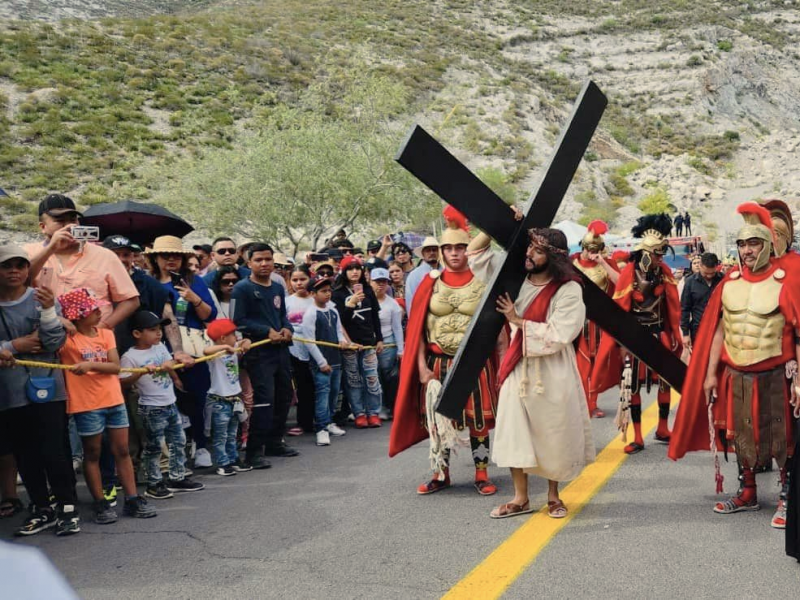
[146,236,218,468]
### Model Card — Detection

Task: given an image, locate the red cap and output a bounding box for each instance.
[206,318,237,341]
[339,255,363,273]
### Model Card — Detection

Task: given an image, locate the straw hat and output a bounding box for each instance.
[144,235,194,255]
[414,236,440,258]
[273,252,291,266]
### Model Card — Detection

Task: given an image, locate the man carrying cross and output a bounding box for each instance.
[469,220,595,519]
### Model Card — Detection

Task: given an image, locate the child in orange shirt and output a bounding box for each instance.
[58,288,156,524]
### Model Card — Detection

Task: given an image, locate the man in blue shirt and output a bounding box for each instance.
[231,243,298,468]
[405,236,440,317]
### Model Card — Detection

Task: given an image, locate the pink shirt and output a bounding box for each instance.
[25,241,139,323]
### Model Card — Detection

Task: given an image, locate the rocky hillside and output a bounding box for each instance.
[1,0,799,253]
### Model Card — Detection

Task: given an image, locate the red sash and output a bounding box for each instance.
[496,280,563,388]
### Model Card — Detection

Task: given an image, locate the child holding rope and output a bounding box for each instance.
[58,288,156,524]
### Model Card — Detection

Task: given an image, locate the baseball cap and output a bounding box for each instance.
[0,245,30,265]
[206,318,237,341]
[38,194,83,218]
[193,244,212,254]
[309,275,333,291]
[370,267,390,281]
[102,235,136,251]
[339,256,363,272]
[365,257,389,271]
[367,239,382,252]
[129,310,171,332]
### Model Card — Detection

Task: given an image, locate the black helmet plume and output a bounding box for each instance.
[631,213,673,238]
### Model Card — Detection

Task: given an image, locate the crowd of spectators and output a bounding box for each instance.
[0,194,418,537]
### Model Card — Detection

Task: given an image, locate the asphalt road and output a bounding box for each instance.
[1,389,798,599]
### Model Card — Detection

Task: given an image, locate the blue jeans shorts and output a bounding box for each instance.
[73,403,130,437]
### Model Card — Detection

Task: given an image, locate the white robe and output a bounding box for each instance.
[470,248,595,482]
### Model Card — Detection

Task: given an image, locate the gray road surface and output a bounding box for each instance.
[1,389,797,599]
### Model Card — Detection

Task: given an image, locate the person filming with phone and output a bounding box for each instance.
[26,194,141,333]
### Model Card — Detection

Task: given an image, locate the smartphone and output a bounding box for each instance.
[309,252,329,262]
[353,283,363,294]
[169,271,184,287]
[70,225,100,242]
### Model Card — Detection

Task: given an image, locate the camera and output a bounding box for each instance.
[70,226,100,242]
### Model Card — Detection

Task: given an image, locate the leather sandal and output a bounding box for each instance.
[654,432,671,443]
[624,442,645,454]
[490,500,533,519]
[417,477,451,495]
[713,496,760,514]
[547,499,568,519]
[590,408,606,418]
[474,479,498,496]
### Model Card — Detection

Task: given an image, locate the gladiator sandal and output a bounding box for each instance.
[772,470,789,529]
[714,468,759,514]
[417,470,451,495]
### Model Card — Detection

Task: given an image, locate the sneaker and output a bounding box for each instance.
[771,499,787,529]
[264,442,300,457]
[166,477,205,492]
[327,423,346,437]
[93,500,118,525]
[145,481,174,500]
[232,460,253,473]
[103,485,118,508]
[216,465,236,476]
[347,413,356,422]
[55,505,81,536]
[14,507,56,537]
[354,415,368,429]
[184,468,193,477]
[194,448,212,468]
[123,496,157,519]
[243,456,271,470]
[72,458,82,474]
[379,408,391,421]
[367,415,381,428]
[316,430,331,446]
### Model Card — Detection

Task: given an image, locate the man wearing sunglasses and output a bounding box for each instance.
[202,237,250,287]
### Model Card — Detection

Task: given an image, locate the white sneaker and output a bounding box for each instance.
[194,448,212,468]
[327,423,346,437]
[316,430,331,446]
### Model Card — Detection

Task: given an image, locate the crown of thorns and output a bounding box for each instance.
[528,228,568,255]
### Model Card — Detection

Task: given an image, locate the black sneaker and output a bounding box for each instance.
[55,505,81,536]
[93,500,118,525]
[14,507,56,537]
[166,477,205,492]
[264,442,300,457]
[216,465,236,476]
[244,455,272,470]
[123,496,157,519]
[232,460,253,473]
[145,481,174,500]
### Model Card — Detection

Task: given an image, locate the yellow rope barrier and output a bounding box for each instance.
[9,337,397,374]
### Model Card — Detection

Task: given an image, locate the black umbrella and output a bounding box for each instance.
[81,200,193,245]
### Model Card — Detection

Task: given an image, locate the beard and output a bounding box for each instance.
[525,259,549,274]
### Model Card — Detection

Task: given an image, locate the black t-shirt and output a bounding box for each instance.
[332,285,383,346]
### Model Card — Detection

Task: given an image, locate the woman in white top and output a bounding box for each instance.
[369,267,404,420]
[285,265,317,434]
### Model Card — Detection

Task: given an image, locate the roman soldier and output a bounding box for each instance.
[670,202,799,528]
[571,220,619,418]
[389,212,499,496]
[612,250,631,271]
[591,214,682,454]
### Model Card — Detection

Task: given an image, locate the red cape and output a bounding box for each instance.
[590,261,682,395]
[669,261,800,460]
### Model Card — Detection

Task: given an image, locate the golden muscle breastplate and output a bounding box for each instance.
[722,272,785,366]
[426,276,486,355]
[573,258,609,293]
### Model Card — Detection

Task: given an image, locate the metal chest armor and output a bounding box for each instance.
[425,275,486,356]
[721,270,785,367]
[573,258,609,293]
[631,269,664,328]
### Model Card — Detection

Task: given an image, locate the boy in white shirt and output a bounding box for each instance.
[203,319,252,475]
[120,311,204,499]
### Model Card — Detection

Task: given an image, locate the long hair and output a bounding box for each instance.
[530,228,580,284]
[148,254,194,286]
[211,265,241,299]
[333,263,367,291]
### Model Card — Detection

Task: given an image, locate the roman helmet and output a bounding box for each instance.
[439,206,471,247]
[760,199,793,257]
[631,213,673,272]
[580,220,608,253]
[736,201,773,272]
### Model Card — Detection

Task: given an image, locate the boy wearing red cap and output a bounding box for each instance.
[58,288,156,525]
[204,319,252,475]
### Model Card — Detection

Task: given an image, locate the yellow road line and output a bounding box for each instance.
[443,395,674,599]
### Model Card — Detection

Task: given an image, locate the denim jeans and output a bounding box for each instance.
[207,396,239,467]
[342,348,382,417]
[377,335,399,412]
[138,403,186,485]
[310,363,342,432]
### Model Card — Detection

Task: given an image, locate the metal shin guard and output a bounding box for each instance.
[470,434,490,470]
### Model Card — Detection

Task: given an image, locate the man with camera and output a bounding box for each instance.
[25,194,141,332]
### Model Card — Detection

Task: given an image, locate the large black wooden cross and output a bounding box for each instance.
[396,80,687,420]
